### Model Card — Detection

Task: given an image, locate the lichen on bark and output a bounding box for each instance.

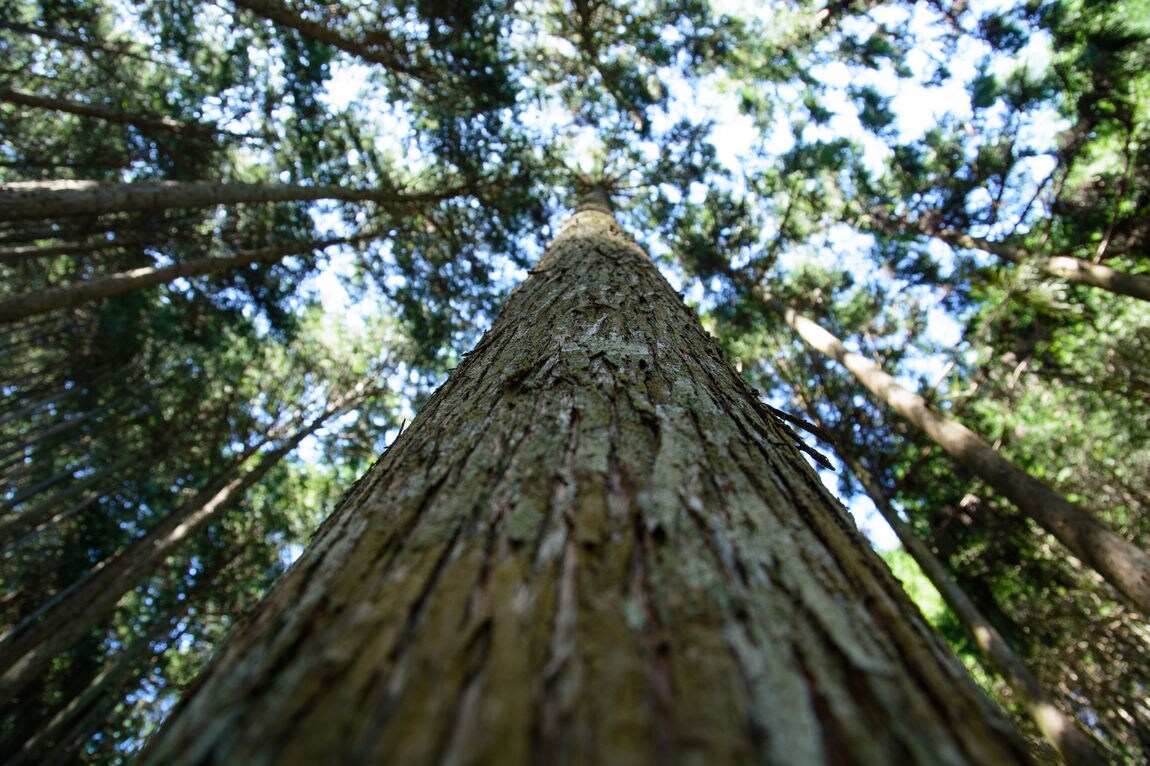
[141,201,1031,765]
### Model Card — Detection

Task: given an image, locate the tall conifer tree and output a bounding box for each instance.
[142,190,1031,764]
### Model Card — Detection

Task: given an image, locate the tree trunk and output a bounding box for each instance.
[4,569,212,766]
[0,234,166,264]
[929,226,1150,303]
[789,390,1100,764]
[0,232,376,324]
[0,179,463,221]
[874,211,1150,303]
[0,394,136,460]
[0,21,161,65]
[844,454,1102,766]
[2,463,89,513]
[740,278,1150,614]
[0,453,143,549]
[231,0,427,77]
[0,397,352,703]
[0,86,225,138]
[141,193,1030,765]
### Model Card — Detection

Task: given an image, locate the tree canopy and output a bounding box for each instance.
[1,0,1147,762]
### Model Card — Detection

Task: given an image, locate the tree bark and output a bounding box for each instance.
[739,278,1150,614]
[790,391,1101,764]
[844,455,1103,766]
[0,232,377,324]
[0,179,463,221]
[141,196,1030,765]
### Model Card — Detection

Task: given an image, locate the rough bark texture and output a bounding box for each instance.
[141,202,1030,765]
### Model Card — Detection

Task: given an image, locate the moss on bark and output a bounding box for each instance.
[141,203,1032,765]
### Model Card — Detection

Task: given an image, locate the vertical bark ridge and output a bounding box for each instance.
[141,205,1032,765]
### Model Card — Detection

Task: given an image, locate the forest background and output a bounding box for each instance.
[0,0,1147,762]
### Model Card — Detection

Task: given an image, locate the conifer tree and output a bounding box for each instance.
[142,190,1031,764]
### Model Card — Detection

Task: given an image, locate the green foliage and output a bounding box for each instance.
[880,548,947,624]
[3,0,1150,761]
